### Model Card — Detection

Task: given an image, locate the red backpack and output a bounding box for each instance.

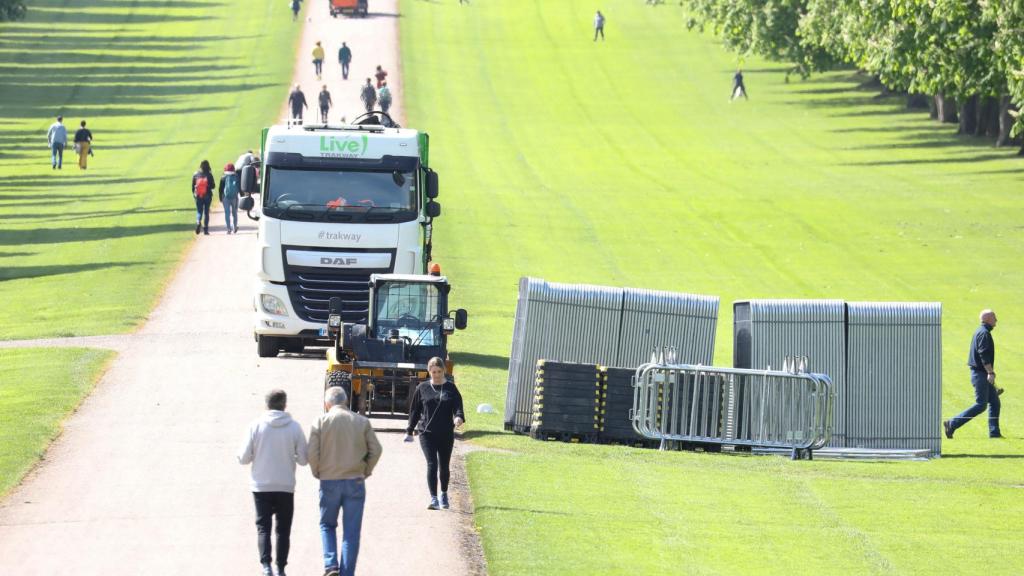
[194,172,209,198]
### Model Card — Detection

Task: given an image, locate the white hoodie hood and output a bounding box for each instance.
[237,410,308,492]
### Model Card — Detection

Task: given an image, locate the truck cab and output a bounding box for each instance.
[243,120,440,357]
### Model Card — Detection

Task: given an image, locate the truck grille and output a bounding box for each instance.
[284,269,374,324]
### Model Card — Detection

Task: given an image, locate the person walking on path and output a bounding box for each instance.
[404,357,465,511]
[309,386,383,576]
[359,78,377,113]
[731,69,749,101]
[218,162,241,234]
[374,65,387,88]
[74,120,93,170]
[593,10,605,41]
[290,0,301,21]
[192,159,215,235]
[46,115,67,170]
[338,42,352,80]
[288,84,308,125]
[377,82,392,115]
[237,389,309,576]
[312,41,325,80]
[318,85,334,124]
[945,310,1004,439]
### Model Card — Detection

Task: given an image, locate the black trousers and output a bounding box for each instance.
[253,491,294,568]
[419,432,454,497]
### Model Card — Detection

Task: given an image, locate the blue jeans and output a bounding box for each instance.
[319,479,366,576]
[194,195,212,230]
[223,194,238,231]
[951,371,1001,436]
[51,142,64,167]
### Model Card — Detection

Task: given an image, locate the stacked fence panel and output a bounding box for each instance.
[733,300,848,446]
[600,367,651,445]
[530,361,604,441]
[846,302,942,453]
[617,289,718,367]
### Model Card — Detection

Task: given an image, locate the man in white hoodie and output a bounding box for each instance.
[238,389,309,576]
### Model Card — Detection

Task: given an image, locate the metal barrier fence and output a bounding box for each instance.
[631,359,833,459]
[505,277,718,433]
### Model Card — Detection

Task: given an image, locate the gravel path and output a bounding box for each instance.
[0,2,484,574]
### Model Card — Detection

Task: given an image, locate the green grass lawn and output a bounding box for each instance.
[400,0,1024,573]
[0,348,113,498]
[0,0,299,495]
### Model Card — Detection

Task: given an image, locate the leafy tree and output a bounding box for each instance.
[0,0,26,22]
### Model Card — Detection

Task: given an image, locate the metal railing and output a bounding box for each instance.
[631,356,834,459]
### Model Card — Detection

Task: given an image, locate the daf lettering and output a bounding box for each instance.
[321,257,358,266]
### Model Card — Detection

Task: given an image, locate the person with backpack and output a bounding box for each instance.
[377,82,392,115]
[219,162,241,234]
[338,42,352,80]
[192,160,216,235]
[359,78,377,113]
[288,84,307,125]
[318,85,334,124]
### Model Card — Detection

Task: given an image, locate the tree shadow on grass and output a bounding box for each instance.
[0,261,145,282]
[0,223,187,246]
[0,176,152,189]
[452,352,509,371]
[2,207,186,223]
[0,251,36,258]
[25,10,206,24]
[940,454,1024,459]
[475,505,572,517]
[841,153,1012,167]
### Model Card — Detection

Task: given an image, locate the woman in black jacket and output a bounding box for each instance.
[405,356,464,510]
[191,159,216,235]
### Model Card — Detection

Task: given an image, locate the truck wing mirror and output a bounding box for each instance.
[425,201,441,218]
[240,196,255,211]
[426,169,439,199]
[454,308,468,330]
[240,164,258,194]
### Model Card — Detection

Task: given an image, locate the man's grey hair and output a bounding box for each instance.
[980,309,996,322]
[266,389,287,411]
[325,386,348,408]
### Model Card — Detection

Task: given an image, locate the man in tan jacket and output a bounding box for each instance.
[309,386,383,576]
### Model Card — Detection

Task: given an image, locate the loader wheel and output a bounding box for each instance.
[325,370,354,410]
[257,335,279,358]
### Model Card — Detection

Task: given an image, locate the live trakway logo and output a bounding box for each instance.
[319,231,362,242]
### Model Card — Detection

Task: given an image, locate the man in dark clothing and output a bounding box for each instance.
[288,84,307,125]
[731,69,748,100]
[945,310,1003,438]
[359,79,377,114]
[338,42,352,80]
[290,0,301,21]
[318,85,333,124]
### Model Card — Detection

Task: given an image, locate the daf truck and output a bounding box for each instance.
[240,117,440,357]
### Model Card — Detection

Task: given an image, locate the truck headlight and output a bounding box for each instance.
[261,294,289,316]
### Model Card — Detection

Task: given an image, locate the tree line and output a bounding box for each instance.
[685,0,1024,150]
[0,0,25,22]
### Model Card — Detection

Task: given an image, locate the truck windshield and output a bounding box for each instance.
[374,282,441,346]
[263,167,417,222]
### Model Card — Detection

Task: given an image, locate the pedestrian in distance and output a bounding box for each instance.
[593,10,605,41]
[338,42,352,80]
[377,81,392,115]
[219,162,241,234]
[309,386,383,576]
[238,389,308,576]
[74,120,93,170]
[359,78,377,114]
[288,84,307,125]
[290,0,301,21]
[404,356,465,511]
[318,85,334,124]
[313,41,325,80]
[46,114,67,170]
[944,310,1005,439]
[192,160,216,235]
[374,65,387,88]
[731,69,749,101]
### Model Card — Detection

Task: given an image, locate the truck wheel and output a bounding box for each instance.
[326,370,354,409]
[257,335,280,358]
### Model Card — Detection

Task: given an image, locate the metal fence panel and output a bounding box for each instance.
[618,288,718,367]
[846,302,942,454]
[733,299,847,446]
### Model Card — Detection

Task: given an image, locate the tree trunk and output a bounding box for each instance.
[997,96,1016,147]
[975,96,998,137]
[906,93,929,109]
[958,95,978,134]
[928,95,938,119]
[935,93,958,123]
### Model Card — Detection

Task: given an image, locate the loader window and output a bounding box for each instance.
[374,282,441,346]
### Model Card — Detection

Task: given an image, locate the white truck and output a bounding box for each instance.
[240,118,440,357]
